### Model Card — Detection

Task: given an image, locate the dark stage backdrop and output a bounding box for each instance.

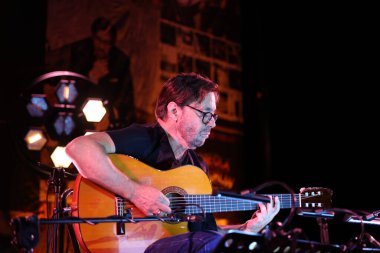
[241,2,380,244]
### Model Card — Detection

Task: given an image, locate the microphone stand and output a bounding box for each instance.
[317,217,330,244]
[297,209,335,244]
[365,210,380,221]
[39,216,172,225]
[44,167,172,253]
[11,214,176,253]
[47,166,65,253]
[10,166,67,253]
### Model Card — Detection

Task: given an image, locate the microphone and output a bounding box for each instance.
[365,210,380,221]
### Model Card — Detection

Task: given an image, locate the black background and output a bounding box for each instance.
[241,2,380,245]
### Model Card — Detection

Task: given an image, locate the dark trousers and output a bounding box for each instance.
[145,231,223,253]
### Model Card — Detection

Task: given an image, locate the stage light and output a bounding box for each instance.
[21,71,111,170]
[50,146,72,168]
[26,94,48,117]
[82,98,106,122]
[53,113,76,136]
[56,79,78,103]
[24,129,47,151]
[248,241,258,251]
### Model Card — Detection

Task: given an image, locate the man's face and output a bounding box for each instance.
[93,30,113,59]
[177,92,217,149]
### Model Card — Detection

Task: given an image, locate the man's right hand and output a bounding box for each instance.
[130,184,172,216]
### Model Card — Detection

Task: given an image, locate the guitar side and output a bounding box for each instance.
[71,154,212,253]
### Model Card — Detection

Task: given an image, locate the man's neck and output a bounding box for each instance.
[158,119,188,160]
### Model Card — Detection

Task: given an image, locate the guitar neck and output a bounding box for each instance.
[177,194,301,214]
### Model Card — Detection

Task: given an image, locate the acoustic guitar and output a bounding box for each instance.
[71,154,332,253]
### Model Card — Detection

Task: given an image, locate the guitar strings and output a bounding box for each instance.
[120,194,304,213]
[120,193,326,214]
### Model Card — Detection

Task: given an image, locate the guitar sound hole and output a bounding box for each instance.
[162,186,188,223]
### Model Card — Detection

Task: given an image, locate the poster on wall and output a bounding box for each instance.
[46,0,163,127]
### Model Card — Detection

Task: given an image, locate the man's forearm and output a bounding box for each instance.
[66,134,138,200]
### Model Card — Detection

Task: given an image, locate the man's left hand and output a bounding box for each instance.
[241,196,280,233]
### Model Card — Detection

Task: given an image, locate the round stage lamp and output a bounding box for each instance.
[50,146,72,168]
[82,98,107,122]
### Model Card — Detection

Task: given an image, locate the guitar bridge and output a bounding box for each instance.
[115,195,131,235]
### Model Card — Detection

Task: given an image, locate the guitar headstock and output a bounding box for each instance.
[300,187,333,209]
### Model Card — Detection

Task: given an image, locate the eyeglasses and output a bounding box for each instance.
[186,105,218,124]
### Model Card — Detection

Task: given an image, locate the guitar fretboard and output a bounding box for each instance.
[168,194,301,214]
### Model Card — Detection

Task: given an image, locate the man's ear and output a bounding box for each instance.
[167,102,180,122]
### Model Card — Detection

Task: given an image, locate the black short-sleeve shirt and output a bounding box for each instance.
[107,122,217,232]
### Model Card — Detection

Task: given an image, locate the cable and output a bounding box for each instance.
[328,207,365,252]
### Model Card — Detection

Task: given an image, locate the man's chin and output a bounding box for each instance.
[193,139,206,148]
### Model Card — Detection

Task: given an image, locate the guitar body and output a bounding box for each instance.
[71,154,212,253]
